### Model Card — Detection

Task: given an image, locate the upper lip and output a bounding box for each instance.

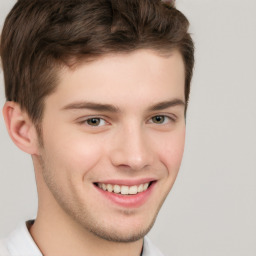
[94,178,157,186]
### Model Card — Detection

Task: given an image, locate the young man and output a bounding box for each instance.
[0,0,194,255]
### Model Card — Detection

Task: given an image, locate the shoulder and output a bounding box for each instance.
[0,239,11,256]
[142,236,167,256]
[0,220,42,256]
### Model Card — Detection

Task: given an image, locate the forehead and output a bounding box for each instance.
[47,49,185,110]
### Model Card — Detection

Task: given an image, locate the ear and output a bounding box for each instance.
[2,101,40,155]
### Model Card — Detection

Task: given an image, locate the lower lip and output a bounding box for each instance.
[94,182,156,208]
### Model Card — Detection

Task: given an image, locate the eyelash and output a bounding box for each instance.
[148,115,175,125]
[80,115,176,127]
[84,117,108,127]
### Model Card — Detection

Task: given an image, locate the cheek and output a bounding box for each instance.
[42,127,104,178]
[158,128,186,175]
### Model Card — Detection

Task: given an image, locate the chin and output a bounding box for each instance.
[87,221,155,243]
[78,209,158,243]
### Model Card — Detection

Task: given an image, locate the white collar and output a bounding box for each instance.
[5,221,42,256]
[142,236,165,256]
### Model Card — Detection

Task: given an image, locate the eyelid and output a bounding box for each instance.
[76,113,177,126]
[78,115,110,127]
[147,114,177,124]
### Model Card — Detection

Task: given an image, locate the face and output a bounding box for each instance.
[37,49,186,242]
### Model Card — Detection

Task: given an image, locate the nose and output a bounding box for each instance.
[109,124,154,171]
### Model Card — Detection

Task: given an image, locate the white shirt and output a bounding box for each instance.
[0,221,165,256]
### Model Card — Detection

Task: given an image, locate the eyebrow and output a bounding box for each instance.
[61,98,185,112]
[62,102,120,112]
[147,99,185,111]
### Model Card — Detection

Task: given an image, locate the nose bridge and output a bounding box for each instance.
[110,121,153,170]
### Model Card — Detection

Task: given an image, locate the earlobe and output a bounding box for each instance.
[2,101,40,155]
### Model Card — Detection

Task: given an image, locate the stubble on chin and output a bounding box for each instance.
[37,154,169,244]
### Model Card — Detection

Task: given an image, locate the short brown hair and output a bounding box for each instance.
[0,0,194,125]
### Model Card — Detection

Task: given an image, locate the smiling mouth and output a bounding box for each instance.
[95,182,153,195]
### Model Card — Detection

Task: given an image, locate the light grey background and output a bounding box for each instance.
[0,0,255,255]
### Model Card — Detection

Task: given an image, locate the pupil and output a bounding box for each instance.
[154,116,164,123]
[88,118,100,126]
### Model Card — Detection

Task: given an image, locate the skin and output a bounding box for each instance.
[3,49,186,256]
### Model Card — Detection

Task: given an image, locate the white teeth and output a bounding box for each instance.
[97,182,150,195]
[107,184,113,192]
[102,184,107,191]
[121,186,129,195]
[138,184,144,193]
[113,185,121,193]
[129,185,138,195]
[143,183,149,190]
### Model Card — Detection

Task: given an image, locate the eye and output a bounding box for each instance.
[85,118,107,127]
[150,115,173,124]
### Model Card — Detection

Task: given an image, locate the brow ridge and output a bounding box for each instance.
[62,102,120,112]
[62,98,185,113]
[148,99,185,111]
